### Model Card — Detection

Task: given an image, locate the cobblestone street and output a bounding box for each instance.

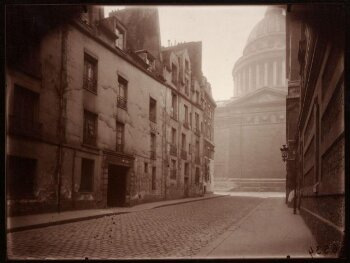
[7,196,263,259]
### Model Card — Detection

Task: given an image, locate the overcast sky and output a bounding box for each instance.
[104,5,267,101]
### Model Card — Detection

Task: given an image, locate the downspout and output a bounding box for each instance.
[57,25,68,213]
[71,149,76,209]
[163,86,168,200]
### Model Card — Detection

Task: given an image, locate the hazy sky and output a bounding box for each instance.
[104,5,267,101]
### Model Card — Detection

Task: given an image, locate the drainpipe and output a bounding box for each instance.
[163,88,168,200]
[71,149,76,209]
[56,25,68,213]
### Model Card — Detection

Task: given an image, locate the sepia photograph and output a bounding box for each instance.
[5,2,345,260]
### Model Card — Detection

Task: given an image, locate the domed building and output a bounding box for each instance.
[214,6,287,192]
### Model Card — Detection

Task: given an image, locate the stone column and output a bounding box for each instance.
[282,59,286,86]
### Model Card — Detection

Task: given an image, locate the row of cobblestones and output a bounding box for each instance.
[7,196,263,259]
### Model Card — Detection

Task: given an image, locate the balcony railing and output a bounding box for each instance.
[195,155,200,164]
[181,149,187,160]
[150,150,156,160]
[170,144,177,156]
[8,115,42,139]
[183,122,190,129]
[170,169,177,180]
[117,96,127,109]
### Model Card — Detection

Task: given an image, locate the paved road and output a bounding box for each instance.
[7,196,262,259]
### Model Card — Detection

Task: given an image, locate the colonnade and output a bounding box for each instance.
[233,58,286,97]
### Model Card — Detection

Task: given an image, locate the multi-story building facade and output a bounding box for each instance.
[6,5,215,216]
[214,6,287,192]
[285,4,345,253]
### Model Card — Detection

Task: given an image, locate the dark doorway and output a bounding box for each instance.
[107,164,128,207]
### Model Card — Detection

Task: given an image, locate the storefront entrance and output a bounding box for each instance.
[107,164,128,207]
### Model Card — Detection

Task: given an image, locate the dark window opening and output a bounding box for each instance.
[195,167,200,185]
[116,121,125,152]
[7,156,36,200]
[150,133,156,159]
[152,167,156,190]
[84,53,98,93]
[172,63,178,84]
[83,110,97,146]
[115,26,125,50]
[10,84,42,138]
[171,93,177,119]
[80,158,94,192]
[117,76,128,110]
[171,160,177,180]
[149,97,157,122]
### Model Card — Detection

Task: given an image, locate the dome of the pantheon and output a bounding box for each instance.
[232,6,287,97]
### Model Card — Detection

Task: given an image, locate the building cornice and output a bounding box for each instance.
[233,48,285,74]
[71,20,205,112]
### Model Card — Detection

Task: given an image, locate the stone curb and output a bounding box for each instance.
[193,199,266,258]
[7,194,227,233]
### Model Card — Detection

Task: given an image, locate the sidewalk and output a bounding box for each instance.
[195,197,317,259]
[7,193,224,233]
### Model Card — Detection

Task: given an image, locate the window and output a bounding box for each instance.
[171,160,177,179]
[196,140,200,155]
[150,133,156,159]
[149,97,157,122]
[115,26,125,50]
[116,121,124,152]
[117,76,127,109]
[195,113,200,131]
[10,85,41,137]
[152,167,156,190]
[7,156,36,199]
[84,53,97,93]
[184,105,189,125]
[184,163,189,177]
[171,128,177,145]
[196,91,200,104]
[172,63,178,84]
[171,93,177,119]
[185,78,190,95]
[195,140,200,164]
[170,128,177,156]
[182,133,186,150]
[83,110,97,146]
[190,112,192,127]
[195,167,200,185]
[144,162,148,173]
[80,158,94,192]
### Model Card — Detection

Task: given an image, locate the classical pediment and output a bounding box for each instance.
[226,87,287,108]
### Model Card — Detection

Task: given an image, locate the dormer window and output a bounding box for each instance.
[172,63,178,84]
[115,26,125,50]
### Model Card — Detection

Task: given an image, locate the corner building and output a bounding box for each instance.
[285,4,345,251]
[6,5,215,216]
[214,6,287,191]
